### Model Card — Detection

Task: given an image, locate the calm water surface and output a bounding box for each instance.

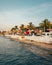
[0,36,52,65]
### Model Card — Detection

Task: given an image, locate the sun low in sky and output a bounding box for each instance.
[0,0,52,31]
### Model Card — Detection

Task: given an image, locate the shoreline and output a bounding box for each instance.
[1,35,52,49]
[10,37,52,49]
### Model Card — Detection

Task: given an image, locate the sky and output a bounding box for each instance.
[0,0,52,31]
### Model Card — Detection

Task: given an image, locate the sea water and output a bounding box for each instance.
[0,36,52,65]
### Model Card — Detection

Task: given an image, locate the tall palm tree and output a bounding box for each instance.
[11,25,18,34]
[15,26,18,30]
[11,25,18,31]
[20,24,24,30]
[50,22,52,29]
[11,28,15,31]
[39,19,51,32]
[28,22,35,30]
[20,24,25,33]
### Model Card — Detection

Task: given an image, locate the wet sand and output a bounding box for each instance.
[11,37,52,49]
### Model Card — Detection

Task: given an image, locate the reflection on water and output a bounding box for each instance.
[0,36,52,65]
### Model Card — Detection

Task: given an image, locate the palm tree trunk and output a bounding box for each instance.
[44,27,45,32]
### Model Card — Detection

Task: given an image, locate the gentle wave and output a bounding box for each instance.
[0,36,52,65]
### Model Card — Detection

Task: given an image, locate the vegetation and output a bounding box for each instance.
[11,25,18,31]
[20,24,25,33]
[0,19,52,36]
[39,19,52,32]
[28,22,35,30]
[10,19,52,33]
[20,24,24,30]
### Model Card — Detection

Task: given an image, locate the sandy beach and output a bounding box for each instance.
[20,40,52,49]
[10,36,52,49]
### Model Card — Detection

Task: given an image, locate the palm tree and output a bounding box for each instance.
[20,24,25,33]
[11,25,18,31]
[11,28,15,31]
[20,24,24,30]
[15,26,18,30]
[28,22,35,30]
[50,22,52,29]
[39,19,51,32]
[11,25,18,34]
